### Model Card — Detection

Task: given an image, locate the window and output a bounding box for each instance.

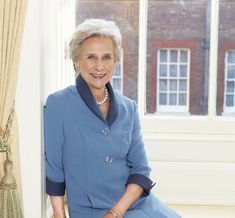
[146,0,210,115]
[218,0,235,116]
[157,49,190,113]
[110,49,123,94]
[111,63,123,94]
[224,50,235,113]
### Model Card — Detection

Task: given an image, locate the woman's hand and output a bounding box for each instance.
[103,183,144,217]
[103,209,124,218]
[103,211,114,218]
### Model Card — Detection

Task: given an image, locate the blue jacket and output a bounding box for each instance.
[44,75,181,218]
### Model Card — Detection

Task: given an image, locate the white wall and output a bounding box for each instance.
[145,137,235,205]
[16,0,42,217]
[16,0,74,217]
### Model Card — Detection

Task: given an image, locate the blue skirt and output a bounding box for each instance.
[68,193,181,218]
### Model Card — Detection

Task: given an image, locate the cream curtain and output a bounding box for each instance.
[0,0,27,217]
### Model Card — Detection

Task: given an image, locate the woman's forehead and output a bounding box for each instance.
[80,36,114,53]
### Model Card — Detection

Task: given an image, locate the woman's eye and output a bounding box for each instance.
[103,55,112,60]
[88,55,96,60]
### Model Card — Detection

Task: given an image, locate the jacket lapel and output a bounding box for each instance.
[76,74,118,126]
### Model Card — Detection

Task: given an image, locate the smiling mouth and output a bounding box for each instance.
[90,73,106,79]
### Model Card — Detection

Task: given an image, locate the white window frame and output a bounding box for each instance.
[223,50,235,114]
[157,48,190,114]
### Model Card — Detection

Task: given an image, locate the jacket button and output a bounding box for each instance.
[102,129,107,134]
[105,156,113,163]
[102,128,111,135]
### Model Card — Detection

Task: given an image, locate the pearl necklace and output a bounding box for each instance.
[96,88,109,106]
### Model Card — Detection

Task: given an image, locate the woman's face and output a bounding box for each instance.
[75,36,116,91]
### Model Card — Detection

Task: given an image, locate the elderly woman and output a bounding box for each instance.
[44,19,181,218]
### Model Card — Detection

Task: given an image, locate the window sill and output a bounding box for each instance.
[222,112,235,117]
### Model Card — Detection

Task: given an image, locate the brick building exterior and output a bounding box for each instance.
[75,0,235,116]
[146,0,209,115]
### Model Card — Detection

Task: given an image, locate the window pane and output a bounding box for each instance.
[180,65,187,77]
[226,95,234,107]
[179,80,187,91]
[112,78,121,90]
[227,66,235,79]
[169,93,177,105]
[228,51,235,63]
[170,50,178,63]
[113,64,121,76]
[169,80,177,91]
[170,65,177,77]
[226,81,234,93]
[180,50,188,63]
[146,0,209,115]
[160,50,167,62]
[159,64,167,77]
[75,0,139,102]
[159,93,167,105]
[179,94,187,105]
[217,1,235,115]
[159,79,167,91]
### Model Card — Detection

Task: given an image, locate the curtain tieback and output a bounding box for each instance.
[0,100,23,217]
[0,101,17,188]
[0,100,15,158]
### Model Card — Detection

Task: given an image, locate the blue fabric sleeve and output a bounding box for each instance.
[46,177,66,196]
[126,101,155,196]
[127,101,151,176]
[44,94,65,196]
[125,174,156,197]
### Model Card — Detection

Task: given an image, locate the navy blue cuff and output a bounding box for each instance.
[125,174,156,197]
[46,177,65,196]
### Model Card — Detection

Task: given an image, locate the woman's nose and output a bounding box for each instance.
[95,59,104,71]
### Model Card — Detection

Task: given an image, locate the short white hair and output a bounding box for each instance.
[69,19,122,63]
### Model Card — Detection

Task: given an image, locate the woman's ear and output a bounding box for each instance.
[73,63,79,73]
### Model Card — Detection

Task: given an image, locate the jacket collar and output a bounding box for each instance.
[76,74,118,126]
